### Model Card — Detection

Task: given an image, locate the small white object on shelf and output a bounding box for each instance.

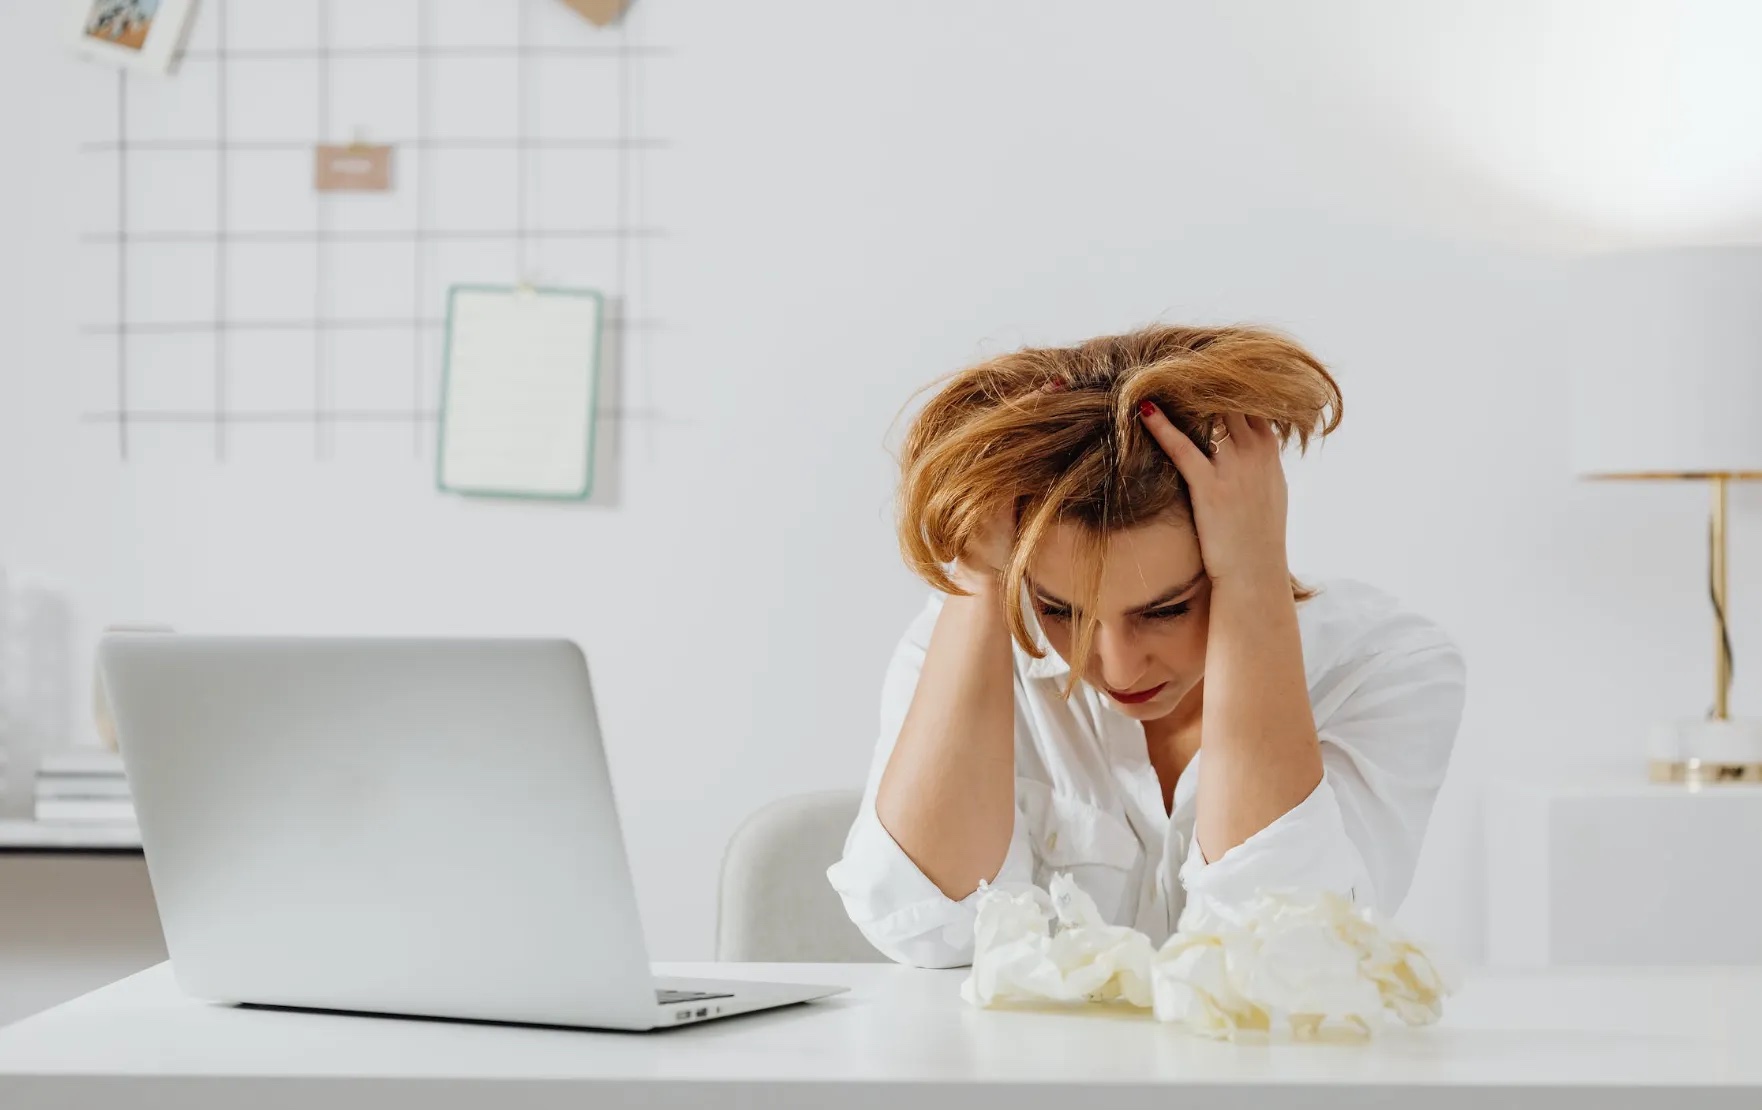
[38,749,125,777]
[34,799,137,824]
[36,777,131,800]
[0,819,140,851]
[1485,775,1762,966]
[33,747,134,825]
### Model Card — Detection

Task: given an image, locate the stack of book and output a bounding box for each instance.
[35,749,136,826]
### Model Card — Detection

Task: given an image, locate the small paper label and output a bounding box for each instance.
[314,144,394,192]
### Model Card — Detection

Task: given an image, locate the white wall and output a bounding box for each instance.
[4,0,1762,964]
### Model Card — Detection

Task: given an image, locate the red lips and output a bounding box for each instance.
[1107,682,1168,705]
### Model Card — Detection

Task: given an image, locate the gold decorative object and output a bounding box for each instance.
[1573,247,1762,782]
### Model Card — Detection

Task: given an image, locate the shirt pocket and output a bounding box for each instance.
[1015,779,1142,920]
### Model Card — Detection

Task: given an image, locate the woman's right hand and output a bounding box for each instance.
[950,504,1015,595]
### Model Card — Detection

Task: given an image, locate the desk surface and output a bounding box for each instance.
[1,962,1758,1110]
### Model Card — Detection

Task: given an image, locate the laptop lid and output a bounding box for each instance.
[99,635,665,1029]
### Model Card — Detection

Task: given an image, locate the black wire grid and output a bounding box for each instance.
[80,0,665,461]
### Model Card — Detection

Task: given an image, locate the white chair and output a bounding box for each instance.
[715,790,886,963]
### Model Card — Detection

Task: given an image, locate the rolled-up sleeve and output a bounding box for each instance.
[826,596,1035,968]
[1179,622,1466,916]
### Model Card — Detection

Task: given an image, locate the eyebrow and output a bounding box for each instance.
[1027,569,1207,616]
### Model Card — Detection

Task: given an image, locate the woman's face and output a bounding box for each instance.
[1026,517,1210,722]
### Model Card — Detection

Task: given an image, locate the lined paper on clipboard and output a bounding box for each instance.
[437,285,603,500]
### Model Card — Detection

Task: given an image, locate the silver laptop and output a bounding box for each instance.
[98,635,846,1030]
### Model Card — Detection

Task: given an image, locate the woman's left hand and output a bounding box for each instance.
[1137,405,1291,587]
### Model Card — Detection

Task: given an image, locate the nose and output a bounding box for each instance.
[1091,621,1151,692]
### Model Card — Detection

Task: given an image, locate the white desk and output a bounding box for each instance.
[1,962,1758,1109]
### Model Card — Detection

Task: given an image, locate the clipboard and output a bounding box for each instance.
[436,284,603,501]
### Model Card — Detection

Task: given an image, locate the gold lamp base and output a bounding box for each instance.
[1649,718,1762,786]
[1633,474,1760,787]
[1649,759,1762,786]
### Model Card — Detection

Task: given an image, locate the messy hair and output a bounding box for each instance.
[896,325,1342,693]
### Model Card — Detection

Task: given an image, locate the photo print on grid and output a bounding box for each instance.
[68,0,199,74]
[85,0,156,50]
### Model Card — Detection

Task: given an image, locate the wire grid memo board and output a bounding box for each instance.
[78,0,666,463]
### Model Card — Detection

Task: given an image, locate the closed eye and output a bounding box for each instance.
[1139,603,1192,621]
[1033,601,1190,622]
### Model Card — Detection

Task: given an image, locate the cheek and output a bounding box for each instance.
[1149,619,1208,673]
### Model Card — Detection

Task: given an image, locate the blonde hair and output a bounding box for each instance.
[896,324,1342,690]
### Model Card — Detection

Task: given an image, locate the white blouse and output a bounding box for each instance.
[826,579,1466,969]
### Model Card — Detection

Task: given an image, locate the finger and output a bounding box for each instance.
[1138,401,1212,481]
[1222,412,1254,446]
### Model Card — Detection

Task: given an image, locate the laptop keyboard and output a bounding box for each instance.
[656,988,735,1005]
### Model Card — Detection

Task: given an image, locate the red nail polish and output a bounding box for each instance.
[1138,401,1157,418]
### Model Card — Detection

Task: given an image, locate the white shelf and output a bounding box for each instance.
[0,820,141,852]
[1486,778,1762,966]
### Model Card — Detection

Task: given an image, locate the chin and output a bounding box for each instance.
[1113,699,1171,721]
[1095,691,1165,719]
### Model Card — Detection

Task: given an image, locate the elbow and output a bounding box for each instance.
[895,953,972,971]
[865,929,973,970]
[829,872,976,970]
[835,891,979,972]
[827,799,982,968]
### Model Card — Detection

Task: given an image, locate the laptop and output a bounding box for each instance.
[97,635,847,1030]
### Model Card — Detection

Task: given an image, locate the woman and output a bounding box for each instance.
[827,325,1465,969]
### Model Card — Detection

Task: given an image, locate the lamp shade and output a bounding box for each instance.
[1570,247,1762,479]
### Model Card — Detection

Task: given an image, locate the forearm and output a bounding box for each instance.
[1194,572,1323,862]
[875,582,1018,900]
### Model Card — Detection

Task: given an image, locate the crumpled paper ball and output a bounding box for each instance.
[963,874,1454,1040]
[960,873,1156,1008]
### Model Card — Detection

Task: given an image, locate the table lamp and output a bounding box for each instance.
[1572,246,1762,785]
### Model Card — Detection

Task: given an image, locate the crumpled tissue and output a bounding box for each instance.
[960,873,1156,1009]
[962,873,1454,1040]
